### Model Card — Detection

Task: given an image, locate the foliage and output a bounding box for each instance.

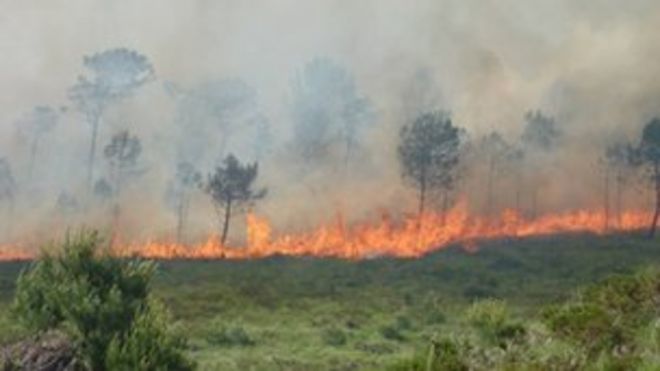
[465,299,525,347]
[321,327,347,347]
[10,231,193,370]
[636,117,660,236]
[103,130,143,194]
[521,110,561,152]
[205,322,256,347]
[398,111,462,214]
[205,154,266,244]
[68,47,153,188]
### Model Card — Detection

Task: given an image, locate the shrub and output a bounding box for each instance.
[380,324,406,342]
[206,323,256,347]
[465,299,525,347]
[11,231,194,370]
[321,327,347,347]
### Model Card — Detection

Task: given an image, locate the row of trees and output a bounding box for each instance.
[3,46,660,243]
[396,110,660,238]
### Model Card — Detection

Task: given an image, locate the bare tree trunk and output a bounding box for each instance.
[649,163,660,238]
[87,116,100,191]
[221,198,232,245]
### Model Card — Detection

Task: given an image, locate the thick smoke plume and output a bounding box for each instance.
[0,0,659,249]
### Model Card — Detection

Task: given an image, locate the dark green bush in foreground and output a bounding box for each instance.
[10,231,194,370]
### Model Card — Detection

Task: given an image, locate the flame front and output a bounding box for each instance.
[121,201,651,260]
[0,201,652,261]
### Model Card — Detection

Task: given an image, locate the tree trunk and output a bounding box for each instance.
[86,116,100,191]
[221,198,232,245]
[649,163,660,238]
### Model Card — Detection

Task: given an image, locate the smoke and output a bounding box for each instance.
[0,0,659,246]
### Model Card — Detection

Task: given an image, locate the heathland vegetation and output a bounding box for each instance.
[1,231,660,370]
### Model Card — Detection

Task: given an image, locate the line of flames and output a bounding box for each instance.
[0,201,651,261]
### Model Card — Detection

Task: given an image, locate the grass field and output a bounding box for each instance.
[2,232,660,370]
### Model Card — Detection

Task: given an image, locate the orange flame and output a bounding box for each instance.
[0,201,652,261]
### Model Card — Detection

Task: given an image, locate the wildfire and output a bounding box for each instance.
[0,201,652,261]
[98,201,653,260]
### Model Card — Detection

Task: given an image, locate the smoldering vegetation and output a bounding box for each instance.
[1,1,660,248]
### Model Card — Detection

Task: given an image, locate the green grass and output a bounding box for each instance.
[1,232,659,370]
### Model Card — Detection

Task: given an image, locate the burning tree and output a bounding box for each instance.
[398,111,462,217]
[635,118,660,237]
[68,48,154,190]
[205,154,266,245]
[291,58,373,170]
[15,105,59,180]
[166,161,201,243]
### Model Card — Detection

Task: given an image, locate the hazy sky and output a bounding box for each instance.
[2,0,659,131]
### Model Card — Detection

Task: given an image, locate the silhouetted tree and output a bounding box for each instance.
[69,48,154,190]
[16,105,59,180]
[103,131,143,239]
[520,110,561,218]
[166,162,201,243]
[205,154,266,245]
[521,110,561,151]
[398,111,462,218]
[103,130,142,196]
[291,58,372,169]
[602,141,636,229]
[636,118,660,237]
[479,131,511,215]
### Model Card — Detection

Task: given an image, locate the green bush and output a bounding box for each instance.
[321,327,347,347]
[11,231,194,370]
[465,299,525,347]
[206,323,256,347]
